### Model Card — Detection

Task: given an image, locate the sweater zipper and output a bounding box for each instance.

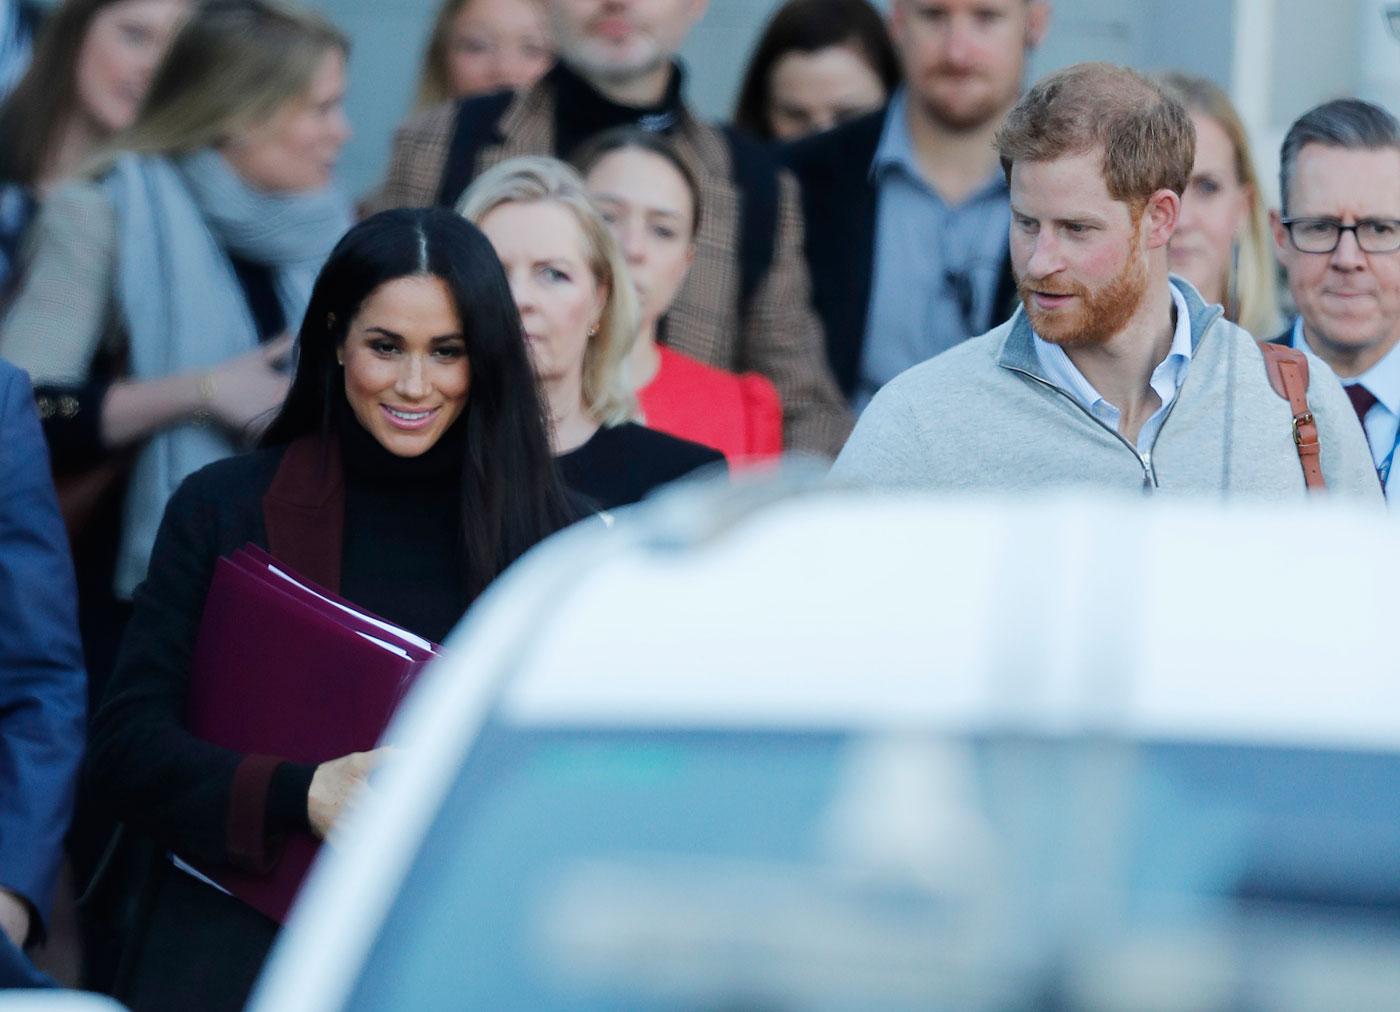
[1005,366,1159,490]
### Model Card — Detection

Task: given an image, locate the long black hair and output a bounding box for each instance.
[732,0,899,141]
[262,207,576,600]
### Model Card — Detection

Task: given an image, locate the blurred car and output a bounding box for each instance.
[44,477,1400,1011]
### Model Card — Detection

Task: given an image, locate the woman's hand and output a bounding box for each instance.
[206,334,296,437]
[307,746,392,843]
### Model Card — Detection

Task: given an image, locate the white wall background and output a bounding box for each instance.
[319,0,1399,202]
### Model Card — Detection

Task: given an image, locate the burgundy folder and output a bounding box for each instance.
[185,544,439,923]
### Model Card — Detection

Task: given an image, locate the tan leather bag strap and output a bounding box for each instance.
[1258,341,1326,491]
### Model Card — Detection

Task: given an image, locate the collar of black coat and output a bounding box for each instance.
[551,58,688,161]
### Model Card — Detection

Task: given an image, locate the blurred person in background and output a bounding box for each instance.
[461,155,723,509]
[784,0,1049,411]
[0,4,350,987]
[412,0,553,109]
[575,126,782,463]
[732,0,898,142]
[374,0,852,458]
[0,0,42,99]
[0,359,85,989]
[1159,72,1281,339]
[1270,98,1400,497]
[833,63,1381,502]
[86,208,581,1012]
[0,0,351,671]
[0,0,188,302]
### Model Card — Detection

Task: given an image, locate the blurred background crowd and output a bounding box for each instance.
[0,0,1398,1007]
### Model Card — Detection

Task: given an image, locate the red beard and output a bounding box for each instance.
[1019,247,1149,349]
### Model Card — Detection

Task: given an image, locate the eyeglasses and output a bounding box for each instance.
[1281,217,1400,254]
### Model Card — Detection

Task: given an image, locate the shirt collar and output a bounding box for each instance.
[1032,283,1195,409]
[1293,318,1400,416]
[869,89,919,183]
[868,89,1007,203]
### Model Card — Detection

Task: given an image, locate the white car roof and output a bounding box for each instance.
[250,483,1400,1012]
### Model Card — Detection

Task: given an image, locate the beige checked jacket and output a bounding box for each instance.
[370,81,853,457]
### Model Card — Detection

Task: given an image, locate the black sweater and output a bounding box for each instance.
[556,421,725,511]
[86,413,467,871]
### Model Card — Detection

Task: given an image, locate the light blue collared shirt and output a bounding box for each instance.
[856,89,1011,414]
[1291,317,1400,496]
[1033,284,1194,455]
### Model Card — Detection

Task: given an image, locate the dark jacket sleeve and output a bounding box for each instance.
[32,379,111,470]
[0,365,86,943]
[85,464,314,873]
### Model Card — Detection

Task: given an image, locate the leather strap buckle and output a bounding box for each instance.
[1292,411,1316,445]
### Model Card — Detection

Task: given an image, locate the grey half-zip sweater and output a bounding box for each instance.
[831,278,1383,503]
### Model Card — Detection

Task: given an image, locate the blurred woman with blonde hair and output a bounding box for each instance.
[1160,72,1282,338]
[412,0,551,110]
[459,155,722,509]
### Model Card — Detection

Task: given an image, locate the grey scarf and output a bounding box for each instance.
[107,149,350,597]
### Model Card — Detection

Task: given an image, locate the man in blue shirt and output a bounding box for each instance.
[1269,99,1400,498]
[784,0,1050,411]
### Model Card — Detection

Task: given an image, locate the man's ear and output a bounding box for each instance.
[1025,1,1051,49]
[1268,208,1290,256]
[1143,188,1181,250]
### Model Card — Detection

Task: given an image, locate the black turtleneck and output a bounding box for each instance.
[336,402,470,645]
[551,59,687,161]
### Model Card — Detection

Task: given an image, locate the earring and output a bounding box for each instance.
[587,322,599,338]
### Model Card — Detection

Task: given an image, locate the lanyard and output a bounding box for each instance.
[1378,427,1398,495]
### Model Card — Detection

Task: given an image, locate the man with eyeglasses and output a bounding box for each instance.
[1271,99,1400,497]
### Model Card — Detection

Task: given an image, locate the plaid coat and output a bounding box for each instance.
[371,79,853,457]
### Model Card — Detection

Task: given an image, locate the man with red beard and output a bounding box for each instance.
[832,63,1380,501]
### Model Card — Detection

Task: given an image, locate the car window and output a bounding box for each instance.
[344,724,1400,1010]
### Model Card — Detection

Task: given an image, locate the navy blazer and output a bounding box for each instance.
[781,106,1018,401]
[0,360,85,946]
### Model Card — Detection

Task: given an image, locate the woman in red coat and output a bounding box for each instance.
[576,128,783,466]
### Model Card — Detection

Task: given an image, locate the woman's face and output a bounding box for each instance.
[340,274,471,458]
[446,0,553,98]
[1169,112,1253,306]
[224,48,351,194]
[478,200,607,395]
[585,147,694,332]
[766,43,886,140]
[75,0,187,135]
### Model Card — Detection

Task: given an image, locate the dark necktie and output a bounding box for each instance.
[1343,383,1387,490]
[1344,383,1378,427]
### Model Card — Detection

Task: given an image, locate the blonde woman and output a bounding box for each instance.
[412,0,551,110]
[459,155,723,508]
[1161,72,1282,338]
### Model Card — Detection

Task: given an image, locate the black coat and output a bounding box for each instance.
[780,106,1018,400]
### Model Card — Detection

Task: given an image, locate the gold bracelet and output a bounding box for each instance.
[193,372,216,426]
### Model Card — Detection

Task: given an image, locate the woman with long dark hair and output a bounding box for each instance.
[733,0,898,142]
[86,208,578,1010]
